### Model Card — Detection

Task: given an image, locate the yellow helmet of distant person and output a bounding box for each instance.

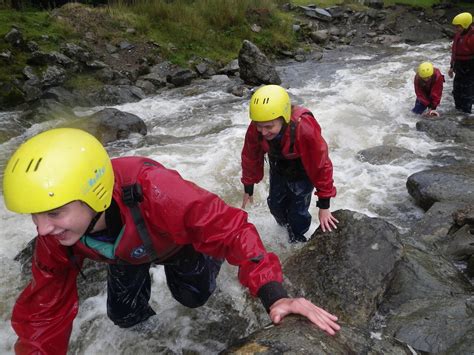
[249,85,291,124]
[417,62,434,79]
[3,128,114,214]
[452,12,472,30]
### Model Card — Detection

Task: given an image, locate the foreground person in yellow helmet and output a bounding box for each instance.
[411,61,444,117]
[448,12,474,114]
[3,128,340,354]
[241,85,338,243]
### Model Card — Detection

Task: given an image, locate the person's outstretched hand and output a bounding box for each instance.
[269,297,341,336]
[423,109,440,117]
[448,68,454,78]
[318,209,339,232]
[241,193,253,209]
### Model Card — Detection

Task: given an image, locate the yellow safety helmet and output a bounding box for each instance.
[417,62,434,79]
[452,12,472,30]
[249,85,291,124]
[3,128,114,214]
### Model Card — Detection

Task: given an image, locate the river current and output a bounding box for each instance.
[0,40,457,353]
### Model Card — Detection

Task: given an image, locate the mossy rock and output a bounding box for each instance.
[0,81,25,108]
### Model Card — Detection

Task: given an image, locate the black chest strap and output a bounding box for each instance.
[122,183,159,261]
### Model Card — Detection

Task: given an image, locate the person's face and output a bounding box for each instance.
[32,201,95,246]
[255,118,284,140]
[455,24,464,33]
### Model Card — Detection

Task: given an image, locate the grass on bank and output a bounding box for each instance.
[0,9,75,82]
[107,0,296,65]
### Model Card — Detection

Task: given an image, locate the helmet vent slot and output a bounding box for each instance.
[24,158,43,172]
[25,159,34,172]
[10,158,19,173]
[34,158,42,171]
[93,183,107,200]
[253,98,259,104]
[263,98,270,104]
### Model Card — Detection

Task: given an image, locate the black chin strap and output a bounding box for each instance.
[85,211,104,235]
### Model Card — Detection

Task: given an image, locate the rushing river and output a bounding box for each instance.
[0,40,458,354]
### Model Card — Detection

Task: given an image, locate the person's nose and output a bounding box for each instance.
[32,214,55,236]
[262,127,269,136]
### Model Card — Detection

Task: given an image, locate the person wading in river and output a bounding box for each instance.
[412,61,444,117]
[448,12,474,114]
[240,85,338,243]
[3,128,340,354]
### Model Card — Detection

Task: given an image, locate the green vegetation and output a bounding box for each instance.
[107,0,296,65]
[0,9,74,82]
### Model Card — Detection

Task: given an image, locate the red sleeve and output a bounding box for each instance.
[414,76,430,107]
[429,71,444,109]
[297,114,336,198]
[240,123,265,185]
[12,236,81,355]
[141,168,284,296]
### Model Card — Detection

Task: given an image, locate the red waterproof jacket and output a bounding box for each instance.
[11,157,284,354]
[241,106,336,199]
[451,25,474,66]
[414,68,444,109]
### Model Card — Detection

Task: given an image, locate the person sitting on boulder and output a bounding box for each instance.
[3,128,340,354]
[448,12,474,114]
[240,85,338,244]
[412,61,444,117]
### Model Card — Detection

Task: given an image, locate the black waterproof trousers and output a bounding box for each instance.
[106,245,223,328]
[453,59,474,114]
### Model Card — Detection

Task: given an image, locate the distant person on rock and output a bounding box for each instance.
[448,12,474,114]
[3,128,340,354]
[412,61,444,117]
[240,85,338,244]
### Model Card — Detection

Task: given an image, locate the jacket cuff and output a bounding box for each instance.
[316,198,330,209]
[257,281,288,312]
[244,184,254,196]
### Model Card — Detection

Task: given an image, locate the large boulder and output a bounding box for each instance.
[238,40,281,86]
[62,107,147,144]
[283,209,403,327]
[406,165,474,210]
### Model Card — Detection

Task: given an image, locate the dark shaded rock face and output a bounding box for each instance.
[60,107,147,144]
[238,40,281,86]
[222,316,413,355]
[380,245,474,354]
[406,165,474,210]
[283,209,403,327]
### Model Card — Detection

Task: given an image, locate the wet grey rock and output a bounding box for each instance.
[89,84,146,105]
[42,86,77,106]
[384,297,474,354]
[381,245,472,310]
[238,40,281,86]
[416,118,474,146]
[63,107,147,144]
[223,317,414,355]
[438,224,474,261]
[138,72,167,88]
[135,79,156,94]
[166,68,196,87]
[357,145,417,165]
[407,165,474,210]
[283,210,403,327]
[218,59,239,76]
